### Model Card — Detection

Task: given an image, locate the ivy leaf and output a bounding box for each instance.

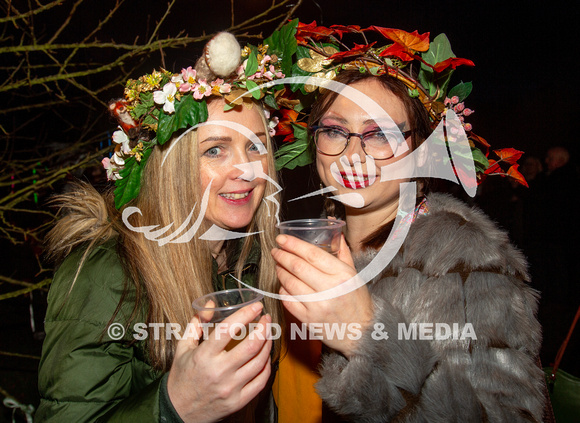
[447,81,473,103]
[157,96,208,145]
[274,124,313,170]
[245,51,259,77]
[114,148,153,209]
[132,92,154,118]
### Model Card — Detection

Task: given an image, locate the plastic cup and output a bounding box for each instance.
[192,288,264,349]
[276,218,345,255]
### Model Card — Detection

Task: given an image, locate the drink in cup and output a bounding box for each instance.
[276,218,345,255]
[192,288,264,350]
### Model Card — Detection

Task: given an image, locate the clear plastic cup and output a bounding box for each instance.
[276,218,345,255]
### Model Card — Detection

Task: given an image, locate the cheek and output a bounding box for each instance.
[199,163,219,192]
[316,156,332,184]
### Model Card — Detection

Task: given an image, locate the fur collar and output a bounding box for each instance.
[353,193,529,280]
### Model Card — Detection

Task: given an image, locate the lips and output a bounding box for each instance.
[340,173,371,189]
[219,189,253,204]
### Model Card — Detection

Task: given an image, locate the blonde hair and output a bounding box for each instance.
[46,102,281,371]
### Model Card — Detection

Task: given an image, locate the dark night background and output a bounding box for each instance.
[1,0,578,421]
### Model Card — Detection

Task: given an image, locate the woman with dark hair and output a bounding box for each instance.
[273,25,545,422]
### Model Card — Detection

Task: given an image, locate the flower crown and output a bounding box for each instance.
[104,30,295,209]
[104,21,527,209]
[272,21,527,188]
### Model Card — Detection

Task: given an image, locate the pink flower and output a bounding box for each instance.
[463,108,474,116]
[268,116,279,136]
[464,123,473,132]
[451,96,460,104]
[270,65,284,78]
[444,97,451,106]
[181,66,197,84]
[179,83,193,93]
[454,102,465,113]
[102,157,121,181]
[193,80,211,99]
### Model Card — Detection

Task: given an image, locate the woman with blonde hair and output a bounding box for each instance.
[37,32,288,422]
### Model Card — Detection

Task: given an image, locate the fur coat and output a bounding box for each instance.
[316,193,545,422]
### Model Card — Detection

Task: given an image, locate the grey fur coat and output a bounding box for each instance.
[316,193,545,422]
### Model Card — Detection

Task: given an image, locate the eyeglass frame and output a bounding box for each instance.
[309,125,413,160]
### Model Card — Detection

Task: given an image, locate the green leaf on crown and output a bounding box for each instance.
[132,92,154,119]
[274,123,313,170]
[245,51,259,77]
[264,93,279,110]
[447,81,473,102]
[265,19,298,77]
[418,34,455,99]
[245,80,262,100]
[113,147,153,209]
[157,96,209,145]
[471,148,489,171]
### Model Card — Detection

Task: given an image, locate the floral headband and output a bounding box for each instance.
[104,21,527,209]
[272,21,528,188]
[104,28,297,209]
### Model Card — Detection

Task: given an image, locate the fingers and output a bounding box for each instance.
[233,314,273,379]
[205,301,264,353]
[279,286,309,322]
[174,315,203,357]
[337,234,355,268]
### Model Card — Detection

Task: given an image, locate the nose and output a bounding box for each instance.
[341,135,367,165]
[230,148,262,182]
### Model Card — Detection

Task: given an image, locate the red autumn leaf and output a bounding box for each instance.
[296,21,335,44]
[328,42,376,60]
[329,24,362,39]
[494,148,524,165]
[433,57,475,72]
[507,164,529,187]
[277,109,307,142]
[378,43,418,61]
[369,26,430,52]
[484,159,502,175]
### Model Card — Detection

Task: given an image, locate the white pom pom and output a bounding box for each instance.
[205,32,241,78]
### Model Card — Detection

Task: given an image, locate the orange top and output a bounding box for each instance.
[273,311,323,422]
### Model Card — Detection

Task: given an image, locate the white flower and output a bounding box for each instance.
[112,129,131,154]
[102,157,122,181]
[154,82,177,114]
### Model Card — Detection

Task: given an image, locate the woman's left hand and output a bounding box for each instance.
[271,234,373,357]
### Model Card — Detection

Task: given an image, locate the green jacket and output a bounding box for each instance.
[36,238,261,422]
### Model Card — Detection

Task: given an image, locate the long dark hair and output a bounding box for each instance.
[308,69,433,250]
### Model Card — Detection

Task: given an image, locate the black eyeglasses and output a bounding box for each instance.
[310,125,412,160]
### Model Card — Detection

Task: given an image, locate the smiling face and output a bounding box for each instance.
[316,78,413,214]
[198,100,269,230]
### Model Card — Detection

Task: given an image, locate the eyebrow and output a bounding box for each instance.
[321,116,409,131]
[200,131,267,144]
